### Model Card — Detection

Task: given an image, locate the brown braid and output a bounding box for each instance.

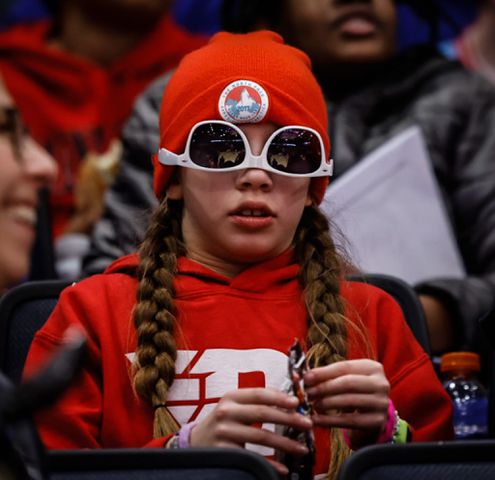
[133,199,185,438]
[294,204,351,480]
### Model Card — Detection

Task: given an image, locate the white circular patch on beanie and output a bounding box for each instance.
[218,80,269,123]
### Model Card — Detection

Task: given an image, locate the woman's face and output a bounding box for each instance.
[167,122,312,277]
[280,0,397,70]
[0,82,57,290]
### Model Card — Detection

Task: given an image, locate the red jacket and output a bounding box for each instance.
[0,17,207,236]
[25,251,453,475]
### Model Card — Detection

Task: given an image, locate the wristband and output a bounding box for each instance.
[178,421,197,448]
[392,418,411,444]
[376,399,398,444]
[342,398,398,449]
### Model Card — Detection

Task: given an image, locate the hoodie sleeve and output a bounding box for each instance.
[23,274,170,449]
[23,283,105,449]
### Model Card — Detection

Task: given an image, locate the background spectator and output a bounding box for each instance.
[0,0,207,279]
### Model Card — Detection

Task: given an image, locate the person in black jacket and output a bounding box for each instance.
[83,0,495,357]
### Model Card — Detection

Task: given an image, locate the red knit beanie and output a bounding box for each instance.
[153,30,330,204]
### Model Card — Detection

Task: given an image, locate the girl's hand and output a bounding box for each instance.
[189,387,313,476]
[304,359,390,448]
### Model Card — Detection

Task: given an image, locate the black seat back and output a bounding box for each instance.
[0,280,71,383]
[48,448,278,480]
[337,441,495,480]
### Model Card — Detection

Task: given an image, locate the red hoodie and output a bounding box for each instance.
[24,251,453,476]
[0,16,207,236]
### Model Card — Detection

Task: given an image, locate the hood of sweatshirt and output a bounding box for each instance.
[104,249,301,295]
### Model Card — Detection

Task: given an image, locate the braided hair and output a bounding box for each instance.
[294,204,350,479]
[133,198,354,476]
[132,199,185,437]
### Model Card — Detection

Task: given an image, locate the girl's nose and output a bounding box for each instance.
[235,167,273,192]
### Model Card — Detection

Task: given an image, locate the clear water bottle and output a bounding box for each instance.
[440,352,488,439]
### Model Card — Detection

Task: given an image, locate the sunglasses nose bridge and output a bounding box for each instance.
[243,151,265,171]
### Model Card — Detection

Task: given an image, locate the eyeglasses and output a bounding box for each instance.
[158,120,333,177]
[0,106,27,161]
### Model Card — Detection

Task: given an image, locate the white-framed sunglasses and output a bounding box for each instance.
[158,120,333,177]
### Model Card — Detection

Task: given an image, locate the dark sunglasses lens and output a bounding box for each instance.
[267,129,322,174]
[189,123,245,169]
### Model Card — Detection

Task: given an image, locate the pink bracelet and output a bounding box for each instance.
[178,421,197,448]
[343,398,397,449]
[376,399,397,444]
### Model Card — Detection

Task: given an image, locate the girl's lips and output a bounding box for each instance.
[229,214,274,229]
[229,201,275,217]
[229,202,275,228]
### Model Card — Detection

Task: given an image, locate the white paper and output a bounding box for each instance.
[321,126,465,285]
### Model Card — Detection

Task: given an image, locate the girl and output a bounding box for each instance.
[24,31,452,479]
